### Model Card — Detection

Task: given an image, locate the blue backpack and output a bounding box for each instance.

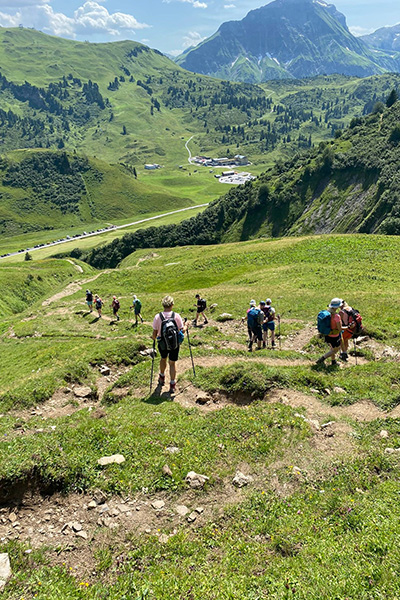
[248,307,262,328]
[317,310,332,335]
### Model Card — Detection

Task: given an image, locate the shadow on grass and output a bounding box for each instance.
[90,316,101,324]
[143,382,194,405]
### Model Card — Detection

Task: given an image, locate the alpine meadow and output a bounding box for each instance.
[2,0,400,597]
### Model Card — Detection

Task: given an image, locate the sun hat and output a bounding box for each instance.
[250,299,256,306]
[329,298,342,309]
[266,298,272,304]
[133,294,137,300]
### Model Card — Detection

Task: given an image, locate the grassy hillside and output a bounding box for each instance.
[2,235,400,598]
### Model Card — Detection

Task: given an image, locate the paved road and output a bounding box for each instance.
[0,203,209,261]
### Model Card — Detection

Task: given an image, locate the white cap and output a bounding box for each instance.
[250,299,256,306]
[266,298,272,304]
[133,294,137,300]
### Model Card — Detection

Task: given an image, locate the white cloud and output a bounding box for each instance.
[163,0,208,9]
[182,30,205,48]
[168,49,182,56]
[224,3,236,8]
[349,25,376,37]
[0,1,149,38]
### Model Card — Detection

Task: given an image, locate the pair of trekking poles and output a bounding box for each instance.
[149,318,196,394]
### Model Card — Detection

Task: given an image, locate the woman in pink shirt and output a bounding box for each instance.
[152,295,187,394]
[316,298,342,366]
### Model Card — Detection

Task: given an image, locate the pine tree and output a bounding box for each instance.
[387,89,398,108]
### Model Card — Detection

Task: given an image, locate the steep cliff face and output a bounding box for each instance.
[177,0,400,83]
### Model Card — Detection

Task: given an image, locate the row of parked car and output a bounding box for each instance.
[0,225,117,259]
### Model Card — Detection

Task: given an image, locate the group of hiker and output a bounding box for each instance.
[245,298,279,351]
[85,290,143,324]
[317,298,362,366]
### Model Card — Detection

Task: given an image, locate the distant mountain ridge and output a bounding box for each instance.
[177,0,400,83]
[361,24,400,52]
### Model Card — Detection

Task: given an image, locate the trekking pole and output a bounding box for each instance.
[278,315,282,351]
[185,319,196,378]
[354,337,357,366]
[149,339,156,394]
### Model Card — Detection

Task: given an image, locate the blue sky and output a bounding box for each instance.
[0,0,398,55]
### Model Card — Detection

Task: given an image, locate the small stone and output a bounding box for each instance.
[100,365,111,376]
[195,391,211,405]
[25,549,32,555]
[185,471,209,489]
[97,454,125,466]
[87,500,97,510]
[333,386,346,394]
[74,386,92,398]
[324,388,331,396]
[76,530,88,539]
[380,430,389,439]
[321,421,336,429]
[0,553,12,590]
[162,464,173,477]
[306,418,320,431]
[195,507,204,514]
[217,313,233,322]
[151,500,165,510]
[232,471,253,488]
[292,466,302,475]
[310,388,320,394]
[159,534,169,544]
[92,490,107,505]
[166,446,180,454]
[8,513,17,524]
[145,528,152,534]
[385,447,395,454]
[175,505,189,517]
[71,522,82,532]
[109,508,120,517]
[187,512,197,523]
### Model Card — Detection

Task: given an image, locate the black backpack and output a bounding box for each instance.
[198,298,207,311]
[160,312,179,351]
[86,292,93,302]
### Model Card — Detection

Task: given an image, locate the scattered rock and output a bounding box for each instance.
[151,500,165,510]
[185,471,209,489]
[159,534,169,544]
[324,388,331,396]
[100,365,111,376]
[306,418,320,431]
[187,512,197,523]
[97,454,125,466]
[93,490,107,505]
[166,446,180,454]
[380,430,389,439]
[0,554,11,591]
[140,348,157,358]
[195,391,211,405]
[333,386,346,394]
[321,421,336,429]
[8,513,17,524]
[385,447,395,454]
[310,388,320,394]
[87,501,97,510]
[232,471,253,488]
[175,505,189,517]
[195,507,204,514]
[217,313,233,322]
[71,522,82,532]
[76,530,88,540]
[162,464,173,477]
[74,386,92,399]
[292,467,302,476]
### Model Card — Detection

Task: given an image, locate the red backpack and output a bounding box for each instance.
[345,308,363,336]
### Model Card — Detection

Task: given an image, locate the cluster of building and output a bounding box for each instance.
[144,163,162,170]
[193,154,249,167]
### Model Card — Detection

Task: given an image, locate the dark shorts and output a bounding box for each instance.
[250,325,263,341]
[325,335,341,348]
[134,308,141,315]
[158,342,180,362]
[263,321,275,332]
[113,308,119,315]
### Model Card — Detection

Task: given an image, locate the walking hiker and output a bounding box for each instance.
[86,289,93,312]
[111,295,120,321]
[152,295,187,394]
[246,299,263,352]
[262,298,276,349]
[131,294,143,324]
[193,294,208,326]
[94,294,103,318]
[339,299,363,361]
[316,298,342,366]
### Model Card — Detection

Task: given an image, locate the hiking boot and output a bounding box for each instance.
[263,342,266,349]
[158,373,165,386]
[204,319,208,325]
[141,317,144,323]
[271,341,276,349]
[255,346,262,351]
[169,382,176,394]
[193,320,197,327]
[339,352,348,361]
[316,356,325,365]
[331,360,338,366]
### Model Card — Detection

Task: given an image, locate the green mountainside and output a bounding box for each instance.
[177,0,399,83]
[82,99,400,268]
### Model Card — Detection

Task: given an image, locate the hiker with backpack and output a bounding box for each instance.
[246,299,264,352]
[316,298,342,366]
[193,294,208,326]
[86,289,93,312]
[152,295,187,394]
[339,300,362,361]
[261,298,276,349]
[94,294,103,318]
[111,296,120,321]
[131,294,143,325]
